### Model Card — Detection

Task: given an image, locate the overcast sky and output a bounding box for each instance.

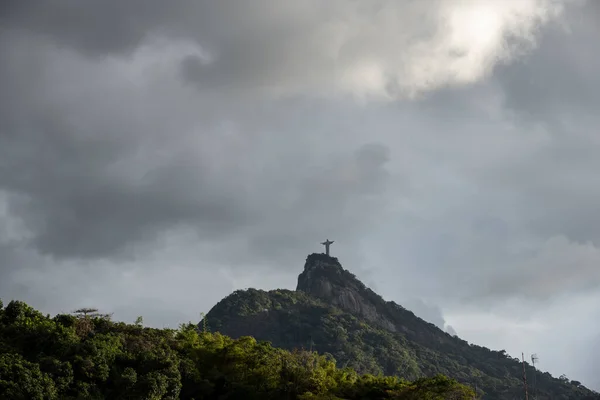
[2,0,600,391]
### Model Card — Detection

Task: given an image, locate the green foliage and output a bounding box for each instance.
[205,288,600,400]
[0,300,475,399]
[0,353,57,399]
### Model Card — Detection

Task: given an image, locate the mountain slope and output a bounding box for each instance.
[203,253,599,400]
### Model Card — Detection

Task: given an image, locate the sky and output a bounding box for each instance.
[1,0,599,391]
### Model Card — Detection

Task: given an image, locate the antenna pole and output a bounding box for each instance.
[522,352,529,400]
[199,312,207,333]
[531,354,539,400]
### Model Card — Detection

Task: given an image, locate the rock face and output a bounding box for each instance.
[296,253,453,347]
[297,253,397,332]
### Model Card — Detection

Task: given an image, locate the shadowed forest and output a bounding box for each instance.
[0,299,474,399]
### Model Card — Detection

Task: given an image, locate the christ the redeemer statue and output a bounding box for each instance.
[321,239,334,256]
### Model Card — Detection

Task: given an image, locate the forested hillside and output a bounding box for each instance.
[0,299,474,399]
[203,254,600,400]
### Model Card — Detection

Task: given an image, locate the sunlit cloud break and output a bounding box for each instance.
[334,0,569,100]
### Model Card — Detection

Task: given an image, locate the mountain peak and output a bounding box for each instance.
[296,253,357,296]
[204,253,600,398]
[297,253,397,332]
[297,253,342,283]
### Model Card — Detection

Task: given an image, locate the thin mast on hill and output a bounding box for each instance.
[522,352,529,400]
[321,239,334,256]
[531,354,539,399]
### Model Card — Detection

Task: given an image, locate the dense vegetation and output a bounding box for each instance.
[0,299,475,399]
[205,265,600,400]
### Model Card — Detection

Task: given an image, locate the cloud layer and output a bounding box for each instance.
[3,0,571,100]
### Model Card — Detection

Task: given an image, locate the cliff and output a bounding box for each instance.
[297,253,397,331]
[297,253,451,348]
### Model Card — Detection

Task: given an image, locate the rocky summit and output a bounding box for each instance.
[203,253,600,400]
[297,253,397,332]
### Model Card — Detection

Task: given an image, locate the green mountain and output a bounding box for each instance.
[203,253,600,400]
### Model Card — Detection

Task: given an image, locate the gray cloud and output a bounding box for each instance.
[2,0,572,98]
[401,298,447,331]
[0,28,394,262]
[496,2,600,120]
[0,0,188,55]
[359,3,600,307]
[445,325,458,337]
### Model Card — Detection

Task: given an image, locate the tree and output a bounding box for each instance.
[0,353,57,400]
[72,308,112,320]
[71,308,112,338]
[0,300,579,400]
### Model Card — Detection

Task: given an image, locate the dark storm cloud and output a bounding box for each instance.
[0,51,249,259]
[0,26,394,262]
[420,2,600,306]
[0,110,391,262]
[0,0,190,55]
[3,0,569,99]
[496,2,600,120]
[356,1,600,308]
[241,142,392,264]
[480,4,600,250]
